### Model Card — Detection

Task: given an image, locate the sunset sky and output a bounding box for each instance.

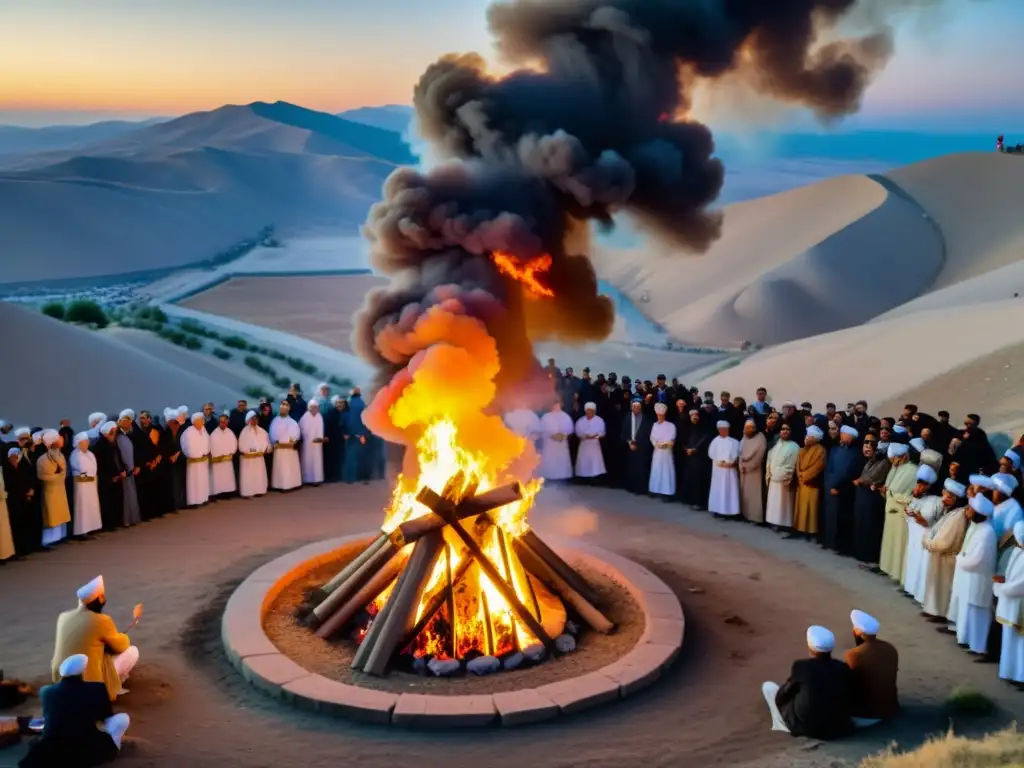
[2,0,1020,128]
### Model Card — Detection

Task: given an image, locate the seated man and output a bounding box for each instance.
[762,626,854,740]
[20,654,130,767]
[844,609,899,726]
[51,576,139,701]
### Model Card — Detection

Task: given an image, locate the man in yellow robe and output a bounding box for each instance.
[792,425,826,538]
[879,444,919,582]
[52,576,139,701]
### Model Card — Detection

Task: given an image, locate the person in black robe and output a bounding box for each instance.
[287,384,308,421]
[57,420,76,533]
[323,397,346,483]
[671,398,692,493]
[852,436,890,566]
[598,382,623,487]
[158,413,186,512]
[620,398,653,495]
[228,399,249,436]
[822,427,865,554]
[91,426,125,531]
[132,412,162,520]
[566,393,583,469]
[780,403,806,447]
[258,401,275,480]
[679,409,713,509]
[4,448,40,556]
[957,413,998,476]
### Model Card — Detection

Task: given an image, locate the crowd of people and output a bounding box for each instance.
[0,383,387,566]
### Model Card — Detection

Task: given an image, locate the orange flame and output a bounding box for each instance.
[491,251,555,299]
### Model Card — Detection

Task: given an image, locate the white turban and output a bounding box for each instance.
[944,478,966,498]
[806,625,835,653]
[330,395,342,404]
[916,465,937,485]
[887,443,908,459]
[42,430,60,447]
[970,494,994,516]
[76,575,105,602]
[840,426,858,438]
[805,426,823,441]
[118,409,135,421]
[995,473,1019,496]
[73,432,89,445]
[177,405,189,416]
[654,403,667,415]
[191,412,205,423]
[850,610,880,635]
[0,420,6,429]
[163,408,175,421]
[584,402,597,411]
[909,437,926,452]
[88,412,106,427]
[245,410,257,422]
[1015,521,1024,546]
[13,427,29,438]
[31,431,43,444]
[7,447,20,458]
[1005,449,1022,471]
[716,420,730,430]
[317,382,329,391]
[893,425,908,434]
[969,474,995,490]
[308,400,320,410]
[781,401,795,409]
[58,654,89,678]
[100,421,118,435]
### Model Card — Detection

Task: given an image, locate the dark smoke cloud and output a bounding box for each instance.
[355,0,912,426]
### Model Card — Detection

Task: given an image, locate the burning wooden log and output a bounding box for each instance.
[520,528,601,607]
[314,548,410,639]
[513,539,614,634]
[398,548,475,653]
[308,539,401,626]
[319,533,389,596]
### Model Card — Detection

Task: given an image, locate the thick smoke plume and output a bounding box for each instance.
[354,0,911,480]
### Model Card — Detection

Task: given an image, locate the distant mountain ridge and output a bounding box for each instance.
[0,118,166,156]
[337,104,414,135]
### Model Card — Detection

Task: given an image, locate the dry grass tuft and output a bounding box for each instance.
[861,726,1024,767]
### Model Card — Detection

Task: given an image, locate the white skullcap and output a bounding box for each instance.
[909,437,926,452]
[970,494,994,516]
[654,402,667,415]
[806,426,823,441]
[969,474,995,490]
[944,478,966,498]
[716,420,730,429]
[31,431,43,443]
[13,427,29,438]
[42,430,60,447]
[318,382,329,390]
[916,465,937,485]
[73,432,89,444]
[162,408,175,421]
[76,575,105,602]
[100,421,118,435]
[58,654,89,678]
[840,425,858,438]
[806,625,835,653]
[0,420,6,428]
[308,399,320,409]
[177,405,189,416]
[584,402,597,411]
[191,412,205,422]
[88,412,106,426]
[850,609,880,635]
[1005,450,1022,470]
[781,401,795,408]
[887,443,908,459]
[330,395,342,404]
[1015,521,1024,546]
[245,410,257,421]
[994,472,1019,494]
[8,447,20,458]
[893,425,908,434]
[118,409,134,421]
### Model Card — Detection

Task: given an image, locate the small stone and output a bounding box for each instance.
[412,656,430,676]
[523,643,546,662]
[427,658,461,677]
[554,634,576,653]
[686,587,705,594]
[466,655,501,676]
[564,620,580,636]
[502,652,525,671]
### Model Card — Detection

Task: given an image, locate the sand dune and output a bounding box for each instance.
[0,102,411,286]
[0,302,244,429]
[594,173,943,348]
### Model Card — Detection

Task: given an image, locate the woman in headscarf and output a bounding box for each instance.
[852,434,890,566]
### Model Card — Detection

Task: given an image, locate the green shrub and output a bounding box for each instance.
[268,349,286,361]
[272,375,291,389]
[945,685,995,717]
[329,375,353,389]
[178,318,220,339]
[285,356,317,375]
[131,319,163,333]
[41,301,66,320]
[135,305,167,323]
[64,299,108,328]
[184,336,203,351]
[222,335,249,350]
[213,348,232,361]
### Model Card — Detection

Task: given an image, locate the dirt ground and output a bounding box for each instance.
[1,482,1022,768]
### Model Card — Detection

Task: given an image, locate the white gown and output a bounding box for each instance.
[69,449,102,536]
[209,427,238,495]
[298,411,325,485]
[573,415,606,478]
[505,409,542,442]
[996,547,1024,682]
[949,521,998,653]
[237,425,271,498]
[270,416,302,490]
[648,420,677,496]
[180,426,211,506]
[765,441,799,527]
[538,411,574,480]
[904,495,943,597]
[707,435,741,516]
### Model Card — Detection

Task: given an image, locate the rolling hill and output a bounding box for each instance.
[0,118,165,156]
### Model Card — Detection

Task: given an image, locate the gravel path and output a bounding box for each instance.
[1,481,1020,767]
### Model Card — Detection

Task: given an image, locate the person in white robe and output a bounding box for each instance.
[298,400,326,486]
[573,402,606,479]
[538,402,574,481]
[992,473,1023,576]
[707,420,741,518]
[918,479,968,615]
[270,401,303,491]
[995,521,1024,685]
[765,423,800,529]
[902,464,942,597]
[649,402,677,497]
[86,413,107,445]
[948,494,998,653]
[69,432,102,537]
[179,413,211,507]
[209,413,238,497]
[314,382,331,412]
[237,411,271,498]
[505,408,542,444]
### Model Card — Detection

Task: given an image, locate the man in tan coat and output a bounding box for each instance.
[844,610,899,725]
[792,425,826,538]
[52,576,139,701]
[920,478,969,620]
[37,429,70,546]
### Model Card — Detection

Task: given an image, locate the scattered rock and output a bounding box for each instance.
[427,658,461,677]
[412,656,430,676]
[723,615,749,627]
[686,586,705,594]
[502,652,525,671]
[748,572,761,581]
[555,634,577,653]
[523,643,547,662]
[564,620,580,636]
[466,655,501,676]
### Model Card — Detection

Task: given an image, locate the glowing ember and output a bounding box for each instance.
[490,251,555,299]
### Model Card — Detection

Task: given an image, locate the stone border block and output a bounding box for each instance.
[222,532,685,728]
